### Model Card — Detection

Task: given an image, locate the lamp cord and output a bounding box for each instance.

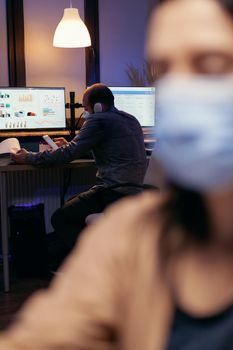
[70,0,73,8]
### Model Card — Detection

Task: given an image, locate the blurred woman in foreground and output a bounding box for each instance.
[0,0,233,349]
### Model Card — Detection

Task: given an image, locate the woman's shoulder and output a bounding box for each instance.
[105,190,162,225]
[79,191,164,258]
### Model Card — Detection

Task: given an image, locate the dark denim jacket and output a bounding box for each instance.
[26,108,147,191]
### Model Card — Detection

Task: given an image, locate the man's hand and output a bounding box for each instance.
[11,148,29,164]
[53,137,69,147]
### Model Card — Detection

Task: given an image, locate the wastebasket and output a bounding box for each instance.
[8,203,48,277]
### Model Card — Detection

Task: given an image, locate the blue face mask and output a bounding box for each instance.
[155,76,233,191]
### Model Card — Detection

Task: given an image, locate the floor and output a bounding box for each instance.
[0,266,51,330]
[0,231,67,330]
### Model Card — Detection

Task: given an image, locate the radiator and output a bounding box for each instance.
[5,166,96,233]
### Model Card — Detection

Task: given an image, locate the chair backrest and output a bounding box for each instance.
[85,149,164,225]
[143,148,165,190]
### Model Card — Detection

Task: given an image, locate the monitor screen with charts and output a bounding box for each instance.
[109,86,156,127]
[0,87,66,132]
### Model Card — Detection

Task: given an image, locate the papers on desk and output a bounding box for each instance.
[0,138,20,166]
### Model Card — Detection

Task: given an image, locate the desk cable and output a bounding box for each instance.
[60,168,72,207]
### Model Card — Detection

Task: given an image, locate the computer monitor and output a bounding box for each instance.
[0,87,66,131]
[109,86,155,127]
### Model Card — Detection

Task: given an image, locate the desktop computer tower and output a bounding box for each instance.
[8,203,48,278]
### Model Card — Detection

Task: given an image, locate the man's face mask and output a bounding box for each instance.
[155,76,233,192]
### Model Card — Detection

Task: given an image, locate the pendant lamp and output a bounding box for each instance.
[53,3,91,48]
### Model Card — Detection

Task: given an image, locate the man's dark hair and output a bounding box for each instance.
[86,83,114,109]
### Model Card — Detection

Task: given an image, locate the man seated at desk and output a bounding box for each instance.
[12,83,147,258]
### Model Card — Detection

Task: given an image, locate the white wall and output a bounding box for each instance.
[99,0,150,86]
[0,0,9,86]
[23,0,86,103]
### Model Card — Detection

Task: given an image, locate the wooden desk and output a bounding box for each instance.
[0,159,96,292]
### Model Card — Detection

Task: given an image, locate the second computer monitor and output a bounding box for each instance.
[109,86,155,127]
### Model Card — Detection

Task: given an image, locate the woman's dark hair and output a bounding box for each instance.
[159,183,210,260]
[86,83,114,109]
[218,0,233,17]
[157,0,233,258]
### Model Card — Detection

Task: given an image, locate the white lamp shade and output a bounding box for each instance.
[53,8,91,48]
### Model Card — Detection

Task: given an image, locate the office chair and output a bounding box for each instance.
[85,152,161,225]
